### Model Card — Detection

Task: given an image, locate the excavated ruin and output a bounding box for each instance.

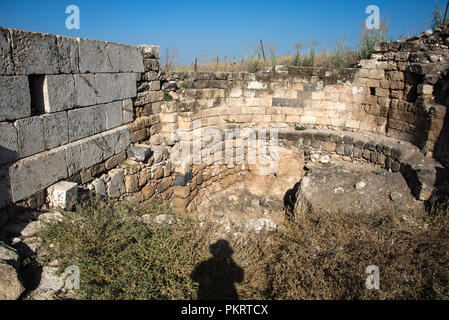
[1,25,449,299]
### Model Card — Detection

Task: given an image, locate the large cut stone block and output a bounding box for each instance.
[138,45,161,59]
[119,45,134,72]
[42,112,69,149]
[64,140,82,177]
[0,76,31,121]
[95,73,118,104]
[10,28,59,75]
[9,147,68,202]
[113,126,131,154]
[56,35,80,74]
[122,99,134,124]
[92,104,107,134]
[15,116,45,158]
[104,101,123,130]
[78,38,119,73]
[47,181,78,209]
[68,107,94,142]
[101,130,116,160]
[107,168,125,198]
[0,28,14,75]
[81,135,104,169]
[43,75,77,113]
[0,122,18,165]
[74,74,97,107]
[119,73,137,99]
[105,42,120,72]
[132,47,144,73]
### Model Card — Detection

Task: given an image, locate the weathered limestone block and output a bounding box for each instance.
[95,73,119,104]
[92,104,107,134]
[74,74,97,107]
[15,116,45,158]
[81,135,104,169]
[68,107,94,142]
[0,122,19,165]
[119,73,138,99]
[104,101,123,130]
[0,76,31,121]
[138,45,160,59]
[125,175,139,193]
[78,38,118,73]
[101,130,116,160]
[0,28,13,75]
[128,144,153,162]
[9,147,67,202]
[47,181,78,209]
[92,178,107,197]
[104,152,126,170]
[107,168,125,198]
[64,140,82,177]
[10,28,59,74]
[113,126,131,154]
[43,75,77,113]
[118,45,134,72]
[56,35,80,74]
[105,42,121,72]
[417,84,433,95]
[132,47,145,73]
[123,99,134,124]
[42,112,69,149]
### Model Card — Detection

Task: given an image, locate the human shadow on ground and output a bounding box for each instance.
[191,239,244,300]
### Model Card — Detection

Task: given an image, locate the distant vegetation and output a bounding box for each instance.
[168,5,448,73]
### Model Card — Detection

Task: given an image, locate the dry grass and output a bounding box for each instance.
[39,194,449,300]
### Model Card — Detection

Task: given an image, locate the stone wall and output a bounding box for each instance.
[0,27,149,220]
[1,25,449,226]
[359,27,449,163]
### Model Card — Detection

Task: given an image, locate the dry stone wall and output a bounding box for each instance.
[0,27,149,219]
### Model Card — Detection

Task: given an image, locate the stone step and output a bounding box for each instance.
[277,128,447,201]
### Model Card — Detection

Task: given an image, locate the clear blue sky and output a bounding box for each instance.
[0,0,443,65]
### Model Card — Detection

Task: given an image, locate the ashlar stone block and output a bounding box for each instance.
[15,116,45,158]
[56,35,80,74]
[9,146,67,202]
[0,28,14,75]
[43,75,77,113]
[47,181,78,209]
[42,112,69,150]
[68,107,94,142]
[74,74,97,107]
[78,38,115,73]
[10,28,59,75]
[0,76,31,121]
[0,122,19,165]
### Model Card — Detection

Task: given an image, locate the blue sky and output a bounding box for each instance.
[0,0,442,65]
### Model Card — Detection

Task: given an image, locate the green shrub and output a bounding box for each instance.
[359,21,389,60]
[163,91,173,101]
[40,195,449,300]
[40,199,212,300]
